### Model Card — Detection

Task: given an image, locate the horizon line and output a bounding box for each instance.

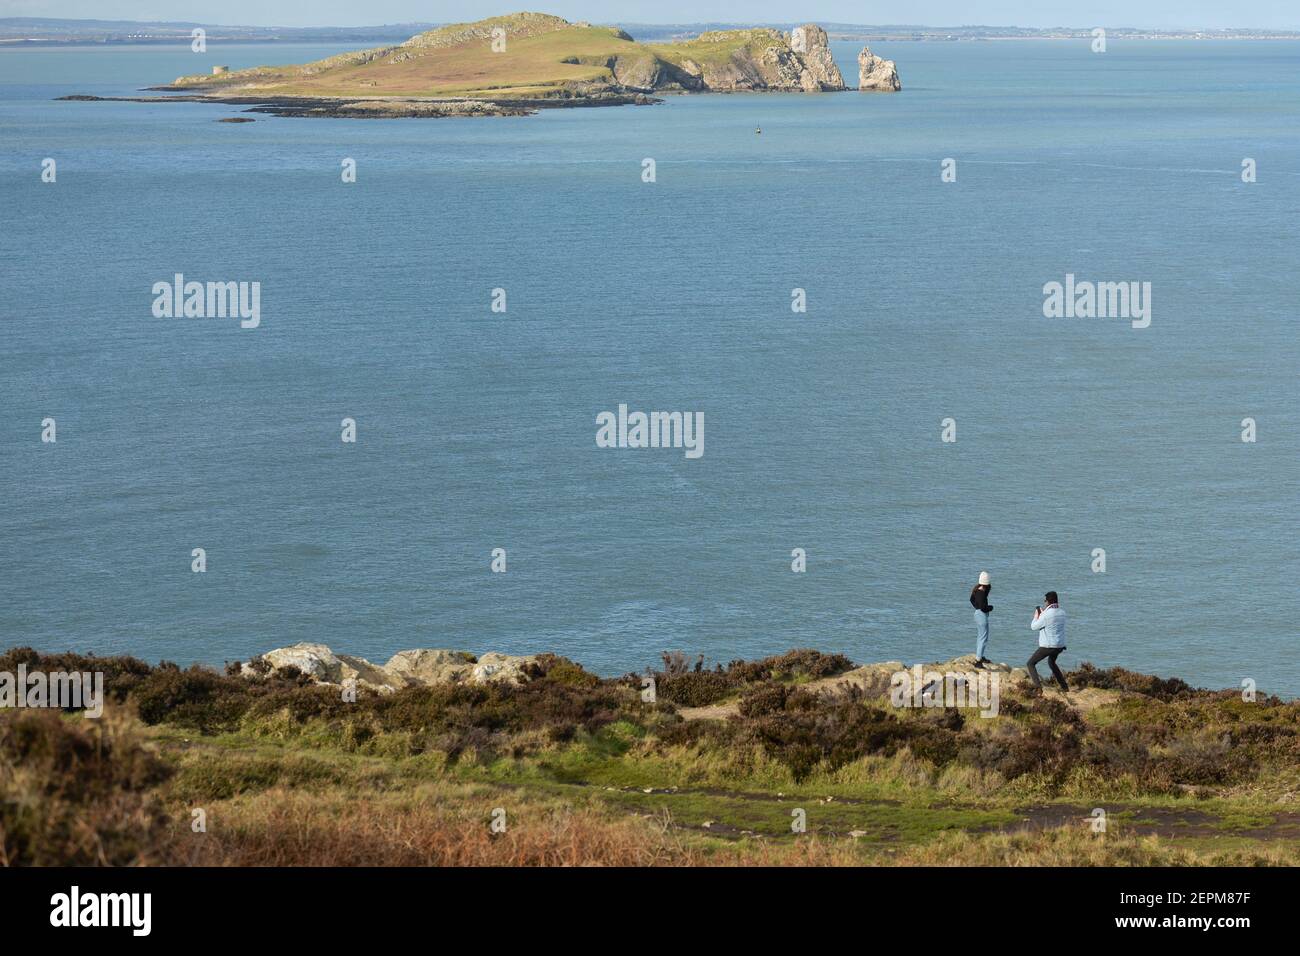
[3,16,1299,33]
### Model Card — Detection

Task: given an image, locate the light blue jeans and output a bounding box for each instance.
[974,610,990,659]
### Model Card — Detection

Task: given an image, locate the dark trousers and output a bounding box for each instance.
[1027,646,1068,691]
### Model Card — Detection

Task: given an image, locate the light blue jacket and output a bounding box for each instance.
[1030,605,1066,648]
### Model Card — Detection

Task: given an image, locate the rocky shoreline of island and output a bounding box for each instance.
[57,89,659,119]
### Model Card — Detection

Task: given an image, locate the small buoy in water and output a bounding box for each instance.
[755,126,762,134]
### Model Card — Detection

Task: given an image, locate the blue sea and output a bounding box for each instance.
[1,39,1297,693]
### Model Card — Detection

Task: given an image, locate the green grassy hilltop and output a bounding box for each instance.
[4,646,1299,866]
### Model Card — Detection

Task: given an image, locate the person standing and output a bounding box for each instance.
[970,571,993,667]
[1027,591,1069,691]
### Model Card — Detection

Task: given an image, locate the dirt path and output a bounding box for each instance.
[598,782,1300,841]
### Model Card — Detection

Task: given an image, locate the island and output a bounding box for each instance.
[59,12,901,119]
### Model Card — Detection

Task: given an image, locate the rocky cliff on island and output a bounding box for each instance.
[679,23,844,92]
[858,45,901,91]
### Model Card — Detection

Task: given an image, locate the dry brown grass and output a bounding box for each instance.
[161,787,699,866]
[135,777,1300,867]
[883,825,1300,867]
[156,785,876,866]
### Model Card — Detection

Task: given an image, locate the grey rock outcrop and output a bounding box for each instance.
[830,661,908,698]
[610,53,670,91]
[383,648,477,686]
[792,24,844,91]
[470,652,542,685]
[824,655,1029,702]
[243,642,543,692]
[858,46,901,92]
[243,642,395,691]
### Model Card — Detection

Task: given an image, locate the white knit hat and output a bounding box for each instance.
[978,571,990,586]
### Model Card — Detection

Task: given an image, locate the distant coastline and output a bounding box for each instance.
[3,17,1300,46]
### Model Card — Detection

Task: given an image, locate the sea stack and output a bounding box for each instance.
[792,24,845,91]
[858,46,901,92]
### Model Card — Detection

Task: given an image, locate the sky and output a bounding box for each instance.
[2,1,1298,30]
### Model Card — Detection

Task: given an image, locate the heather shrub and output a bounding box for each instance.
[535,654,601,688]
[0,646,153,706]
[652,649,854,707]
[1067,662,1197,702]
[727,649,854,683]
[354,676,642,760]
[1080,723,1155,779]
[659,651,707,675]
[0,709,171,865]
[655,670,736,707]
[989,722,1084,781]
[733,686,958,781]
[131,664,262,732]
[243,655,272,676]
[656,714,738,750]
[738,682,792,717]
[1148,733,1257,787]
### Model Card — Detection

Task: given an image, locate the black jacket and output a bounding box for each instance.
[970,586,993,613]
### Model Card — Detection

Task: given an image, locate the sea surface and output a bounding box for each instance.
[1,39,1297,693]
